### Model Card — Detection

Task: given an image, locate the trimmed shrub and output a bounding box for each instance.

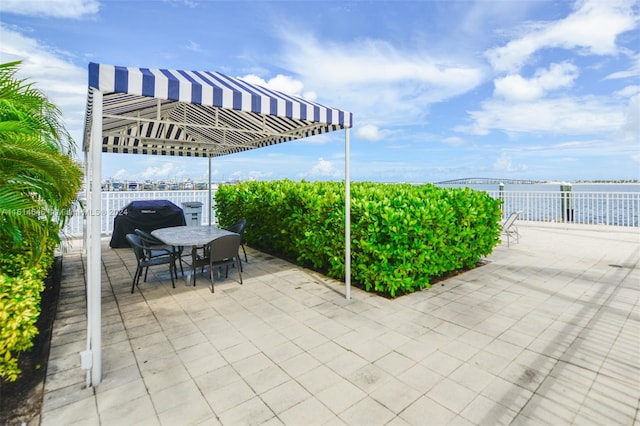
[0,230,56,381]
[215,180,502,297]
[0,61,83,381]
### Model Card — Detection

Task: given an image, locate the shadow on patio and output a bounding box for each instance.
[41,224,639,425]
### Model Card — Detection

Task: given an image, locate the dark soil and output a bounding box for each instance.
[0,256,62,426]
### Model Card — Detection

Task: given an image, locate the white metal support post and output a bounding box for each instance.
[83,152,89,254]
[87,90,103,386]
[345,128,351,300]
[208,157,212,226]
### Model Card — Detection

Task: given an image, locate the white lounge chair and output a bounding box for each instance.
[502,211,521,247]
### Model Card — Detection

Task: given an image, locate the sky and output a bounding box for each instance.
[0,0,639,183]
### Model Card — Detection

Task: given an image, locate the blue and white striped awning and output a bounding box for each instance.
[83,63,352,157]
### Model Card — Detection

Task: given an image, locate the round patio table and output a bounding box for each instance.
[152,225,238,285]
[152,225,236,247]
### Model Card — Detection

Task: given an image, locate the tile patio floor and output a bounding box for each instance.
[40,224,639,425]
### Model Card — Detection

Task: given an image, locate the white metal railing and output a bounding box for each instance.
[60,188,639,238]
[61,190,217,237]
[488,191,639,227]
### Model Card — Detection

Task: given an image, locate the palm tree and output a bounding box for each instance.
[0,61,83,265]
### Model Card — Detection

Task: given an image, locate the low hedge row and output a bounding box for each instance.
[215,180,502,297]
[0,231,56,381]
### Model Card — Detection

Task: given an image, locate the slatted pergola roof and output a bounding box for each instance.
[83,63,352,157]
[82,63,353,388]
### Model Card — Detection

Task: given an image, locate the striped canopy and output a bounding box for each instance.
[82,63,354,386]
[83,63,352,157]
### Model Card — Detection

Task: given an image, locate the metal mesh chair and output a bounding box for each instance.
[226,219,247,263]
[126,233,176,293]
[195,234,242,293]
[134,228,184,277]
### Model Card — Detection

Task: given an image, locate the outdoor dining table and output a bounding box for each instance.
[151,225,238,285]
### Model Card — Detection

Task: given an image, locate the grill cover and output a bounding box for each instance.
[109,200,186,248]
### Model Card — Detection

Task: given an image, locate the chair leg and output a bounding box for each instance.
[144,267,149,282]
[236,258,243,285]
[171,255,176,279]
[191,247,198,286]
[209,265,215,293]
[236,250,243,272]
[241,244,247,263]
[169,262,175,288]
[174,246,184,277]
[131,266,141,293]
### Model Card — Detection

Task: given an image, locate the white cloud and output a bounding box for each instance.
[307,158,341,179]
[240,73,316,101]
[0,24,87,147]
[458,96,626,136]
[441,136,466,147]
[113,169,128,179]
[614,85,640,98]
[356,124,385,141]
[186,40,202,52]
[494,62,579,101]
[245,170,274,180]
[620,93,640,142]
[277,31,485,126]
[493,152,527,173]
[141,163,175,180]
[606,53,640,80]
[465,1,637,149]
[486,0,637,73]
[0,0,99,18]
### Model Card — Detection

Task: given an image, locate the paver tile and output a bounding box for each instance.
[399,396,456,425]
[41,227,640,426]
[449,362,496,393]
[40,395,99,426]
[461,394,518,426]
[201,377,256,414]
[278,397,336,425]
[373,350,416,376]
[369,377,422,414]
[397,363,444,393]
[315,380,367,414]
[217,396,274,426]
[346,363,393,394]
[100,394,160,426]
[338,396,395,426]
[296,365,344,395]
[260,380,311,414]
[244,364,290,394]
[427,377,477,414]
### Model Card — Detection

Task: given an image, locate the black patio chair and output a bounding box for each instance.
[193,234,242,292]
[225,219,247,268]
[126,233,176,293]
[134,228,184,277]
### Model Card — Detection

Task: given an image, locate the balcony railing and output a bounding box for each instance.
[488,190,639,227]
[61,190,215,238]
[60,188,639,238]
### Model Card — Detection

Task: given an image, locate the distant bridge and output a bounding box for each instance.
[435,178,549,185]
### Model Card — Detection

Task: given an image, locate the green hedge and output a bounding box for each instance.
[0,230,56,381]
[215,180,502,297]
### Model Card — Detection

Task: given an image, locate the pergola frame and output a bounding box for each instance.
[82,63,352,387]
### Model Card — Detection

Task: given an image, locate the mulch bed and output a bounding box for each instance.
[0,256,62,426]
